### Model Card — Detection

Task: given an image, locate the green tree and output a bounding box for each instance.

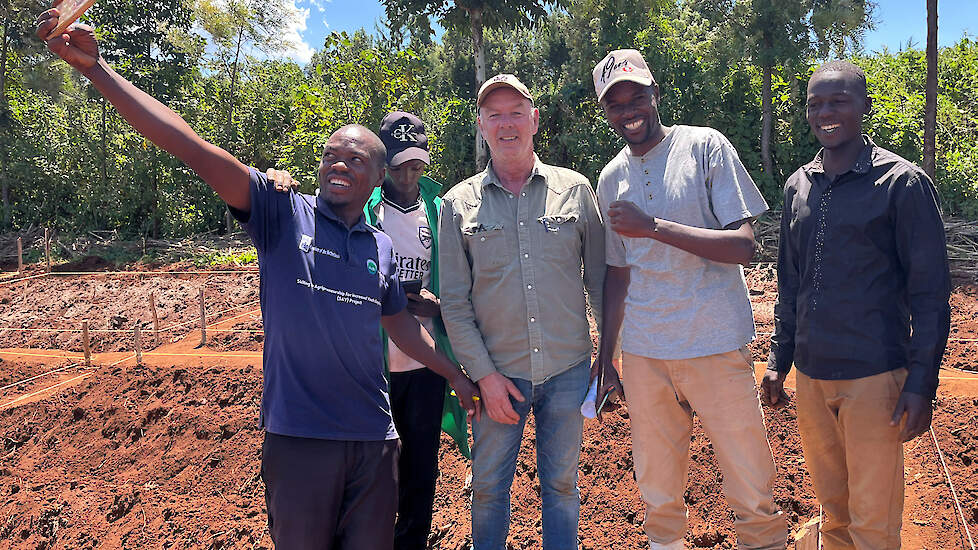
[381,0,566,170]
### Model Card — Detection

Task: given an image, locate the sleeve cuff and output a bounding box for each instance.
[901,369,938,400]
[767,350,793,373]
[464,360,498,383]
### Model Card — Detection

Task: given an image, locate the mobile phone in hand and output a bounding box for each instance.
[402,279,422,295]
[46,0,96,40]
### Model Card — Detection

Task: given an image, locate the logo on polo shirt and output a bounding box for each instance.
[366,259,378,274]
[298,234,341,258]
[419,227,432,249]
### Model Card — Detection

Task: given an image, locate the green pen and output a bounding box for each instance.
[597,387,617,415]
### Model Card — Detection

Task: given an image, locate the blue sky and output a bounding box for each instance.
[280,0,976,63]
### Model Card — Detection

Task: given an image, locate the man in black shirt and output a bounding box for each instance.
[761,60,950,550]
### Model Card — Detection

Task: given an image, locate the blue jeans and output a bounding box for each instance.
[470,361,590,550]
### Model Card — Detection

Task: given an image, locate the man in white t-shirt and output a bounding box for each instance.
[591,49,788,550]
[367,111,470,550]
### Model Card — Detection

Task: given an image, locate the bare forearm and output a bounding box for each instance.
[83,59,250,210]
[598,265,629,361]
[383,313,465,383]
[650,218,755,265]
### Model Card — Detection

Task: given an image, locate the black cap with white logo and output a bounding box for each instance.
[379,111,430,167]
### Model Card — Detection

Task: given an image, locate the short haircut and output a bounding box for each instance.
[333,124,387,172]
[812,60,868,95]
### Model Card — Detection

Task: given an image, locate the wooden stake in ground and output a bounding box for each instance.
[44,228,51,271]
[792,515,820,550]
[82,320,92,367]
[199,285,207,347]
[149,292,160,343]
[16,237,23,273]
[134,325,143,366]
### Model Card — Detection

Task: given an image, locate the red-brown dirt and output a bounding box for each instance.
[0,264,976,549]
[0,266,259,353]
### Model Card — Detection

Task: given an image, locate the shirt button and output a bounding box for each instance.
[527,284,533,290]
[533,348,539,353]
[524,253,529,258]
[480,236,486,242]
[519,221,524,226]
[521,192,526,197]
[530,317,536,322]
[644,170,648,175]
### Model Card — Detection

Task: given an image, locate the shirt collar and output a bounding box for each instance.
[480,155,546,189]
[316,193,374,233]
[804,134,876,176]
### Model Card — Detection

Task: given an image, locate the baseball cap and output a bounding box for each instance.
[477,74,533,107]
[379,111,430,166]
[593,49,656,102]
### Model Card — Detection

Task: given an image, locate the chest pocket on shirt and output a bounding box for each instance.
[537,210,580,262]
[462,224,508,271]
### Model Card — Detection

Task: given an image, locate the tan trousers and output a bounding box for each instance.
[622,350,787,550]
[796,369,908,550]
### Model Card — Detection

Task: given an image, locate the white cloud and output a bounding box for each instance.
[281,3,315,64]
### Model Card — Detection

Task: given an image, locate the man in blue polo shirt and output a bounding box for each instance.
[35,12,481,550]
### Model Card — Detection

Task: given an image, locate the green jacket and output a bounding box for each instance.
[365,175,471,459]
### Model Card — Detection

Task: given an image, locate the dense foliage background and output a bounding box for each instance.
[1,0,976,239]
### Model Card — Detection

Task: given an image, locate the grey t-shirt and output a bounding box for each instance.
[596,125,768,360]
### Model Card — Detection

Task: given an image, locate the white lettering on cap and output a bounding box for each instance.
[392,123,418,143]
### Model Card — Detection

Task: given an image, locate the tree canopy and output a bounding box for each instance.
[2,0,977,239]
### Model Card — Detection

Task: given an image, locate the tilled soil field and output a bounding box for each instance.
[0,264,259,353]
[1,263,977,549]
[1,359,976,550]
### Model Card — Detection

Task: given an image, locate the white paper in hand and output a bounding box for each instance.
[580,377,598,419]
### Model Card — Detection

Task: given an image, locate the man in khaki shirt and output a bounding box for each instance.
[438,74,605,549]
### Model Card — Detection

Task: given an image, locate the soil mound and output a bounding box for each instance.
[51,256,115,272]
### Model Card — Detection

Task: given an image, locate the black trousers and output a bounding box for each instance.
[261,432,399,550]
[389,368,446,550]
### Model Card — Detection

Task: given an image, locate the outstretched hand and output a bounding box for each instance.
[36,3,99,74]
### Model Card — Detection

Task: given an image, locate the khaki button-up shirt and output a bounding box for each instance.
[438,157,605,384]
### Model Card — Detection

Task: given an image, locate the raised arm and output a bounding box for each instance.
[36,9,251,211]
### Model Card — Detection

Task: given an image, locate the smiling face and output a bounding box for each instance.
[600,81,664,156]
[317,126,385,224]
[477,87,539,164]
[806,70,871,151]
